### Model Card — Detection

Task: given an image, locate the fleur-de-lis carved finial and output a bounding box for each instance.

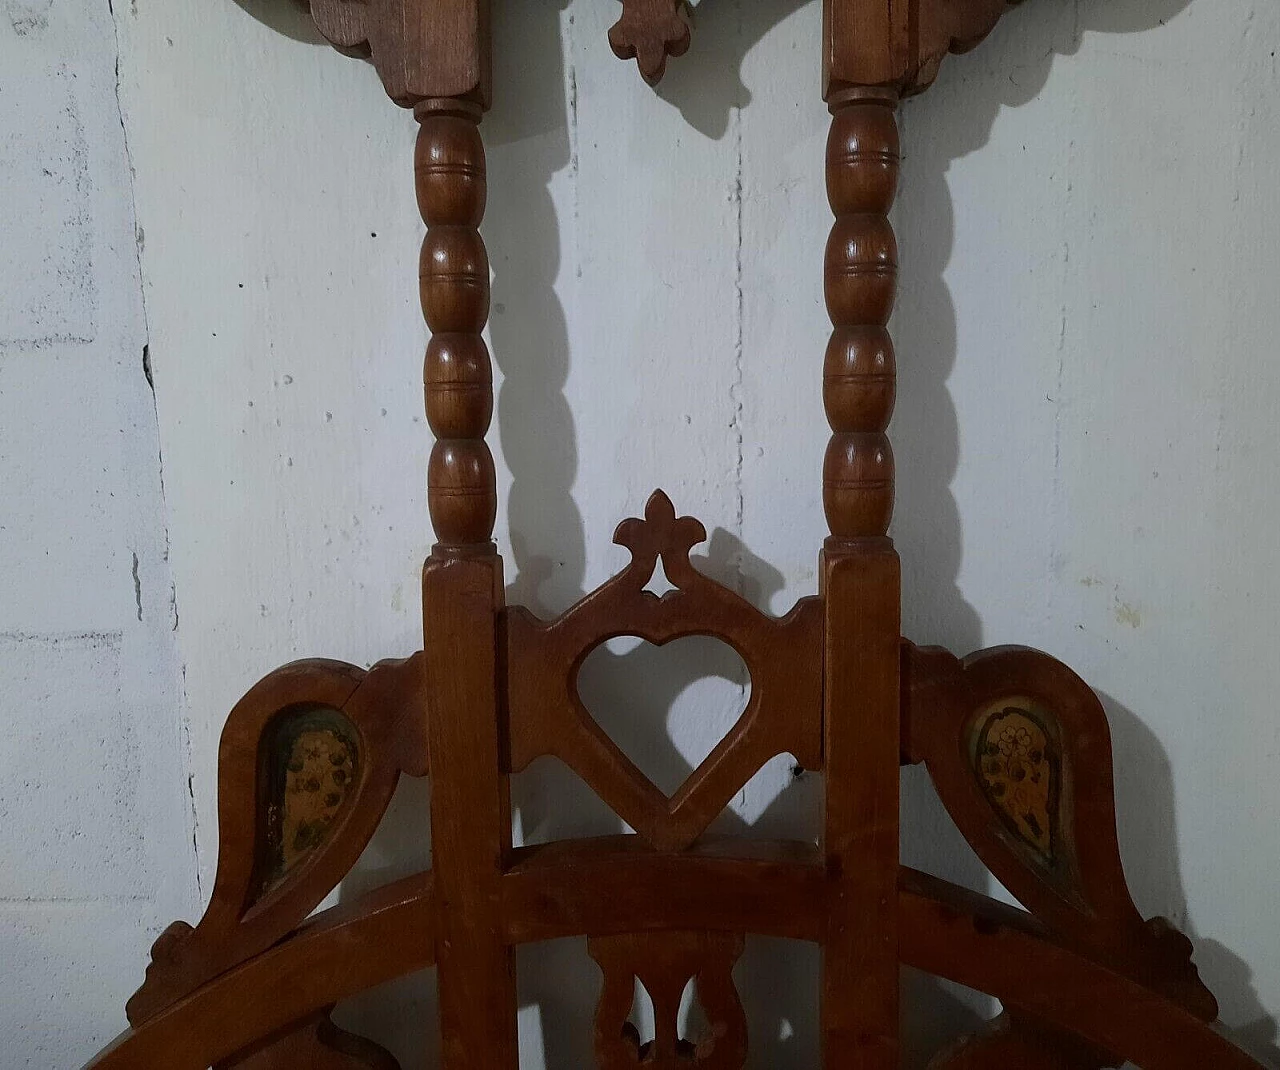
[612,490,706,591]
[608,0,692,86]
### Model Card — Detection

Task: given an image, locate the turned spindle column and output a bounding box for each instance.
[819,88,902,1070]
[823,92,898,538]
[416,99,518,1068]
[416,100,496,550]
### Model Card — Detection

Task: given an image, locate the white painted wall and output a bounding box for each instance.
[0,0,198,1065]
[3,0,1278,1066]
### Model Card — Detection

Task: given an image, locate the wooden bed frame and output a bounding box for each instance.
[83,1,1273,1066]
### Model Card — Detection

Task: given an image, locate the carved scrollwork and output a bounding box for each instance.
[506,491,822,851]
[901,643,1218,1020]
[128,654,428,1025]
[588,931,747,1068]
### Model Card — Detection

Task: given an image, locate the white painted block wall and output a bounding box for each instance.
[3,0,1278,1066]
[0,0,198,1065]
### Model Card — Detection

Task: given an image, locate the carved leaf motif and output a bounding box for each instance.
[609,0,693,86]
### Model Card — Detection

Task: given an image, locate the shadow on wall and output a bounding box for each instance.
[1102,690,1280,1067]
[224,0,1275,1066]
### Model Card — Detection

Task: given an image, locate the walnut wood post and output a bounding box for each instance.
[418,99,496,551]
[820,88,901,1070]
[822,90,897,538]
[416,98,517,1068]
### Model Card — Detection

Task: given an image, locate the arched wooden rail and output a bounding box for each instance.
[77,0,1276,1067]
[88,849,1262,1070]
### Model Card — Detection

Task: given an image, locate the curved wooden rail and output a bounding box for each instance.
[85,844,1268,1070]
[898,868,1265,1070]
[126,655,427,1025]
[86,873,434,1070]
[502,837,829,944]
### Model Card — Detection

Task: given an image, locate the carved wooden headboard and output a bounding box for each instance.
[83,1,1272,1067]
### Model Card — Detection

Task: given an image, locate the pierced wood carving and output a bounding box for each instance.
[588,931,747,1069]
[506,490,822,852]
[76,1,1278,1069]
[126,654,427,1025]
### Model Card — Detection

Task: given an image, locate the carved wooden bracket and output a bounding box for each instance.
[307,0,491,108]
[822,0,1020,99]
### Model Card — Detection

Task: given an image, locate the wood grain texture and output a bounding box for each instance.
[417,109,497,548]
[819,81,902,1070]
[308,0,490,108]
[87,873,434,1070]
[588,930,746,1068]
[507,490,822,852]
[927,1012,1116,1070]
[126,655,427,1025]
[216,1011,400,1070]
[823,97,898,538]
[899,869,1266,1070]
[422,552,517,1068]
[502,836,830,945]
[820,543,901,1070]
[86,852,1270,1070]
[823,0,1019,98]
[82,2,1274,1068]
[902,642,1219,1020]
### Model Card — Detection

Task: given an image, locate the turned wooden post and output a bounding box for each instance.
[819,87,902,1070]
[822,91,898,539]
[415,97,517,1068]
[417,99,497,550]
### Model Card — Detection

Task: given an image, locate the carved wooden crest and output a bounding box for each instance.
[506,491,822,852]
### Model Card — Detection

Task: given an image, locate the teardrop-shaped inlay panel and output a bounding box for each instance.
[258,706,360,896]
[971,704,1058,867]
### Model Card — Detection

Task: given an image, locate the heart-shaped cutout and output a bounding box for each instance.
[576,635,751,799]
